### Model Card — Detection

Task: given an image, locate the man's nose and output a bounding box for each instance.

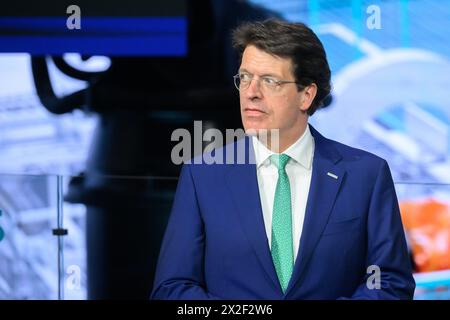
[245,78,263,100]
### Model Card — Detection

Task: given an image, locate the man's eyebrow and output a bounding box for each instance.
[260,73,281,78]
[238,69,281,78]
[238,68,250,74]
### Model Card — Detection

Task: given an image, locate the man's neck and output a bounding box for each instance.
[257,123,308,153]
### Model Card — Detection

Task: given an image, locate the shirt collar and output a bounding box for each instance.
[252,124,314,170]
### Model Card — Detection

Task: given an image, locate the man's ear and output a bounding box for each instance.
[299,83,318,112]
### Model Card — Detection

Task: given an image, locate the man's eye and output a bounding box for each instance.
[240,74,251,81]
[263,77,277,85]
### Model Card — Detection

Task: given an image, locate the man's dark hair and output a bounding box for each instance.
[232,19,331,115]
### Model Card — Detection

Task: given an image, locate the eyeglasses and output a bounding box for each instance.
[233,72,301,93]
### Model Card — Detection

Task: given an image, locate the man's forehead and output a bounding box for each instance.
[242,45,289,62]
[241,45,294,75]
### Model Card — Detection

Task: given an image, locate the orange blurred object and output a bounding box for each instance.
[400,199,450,272]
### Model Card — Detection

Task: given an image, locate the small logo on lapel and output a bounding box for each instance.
[327,172,338,180]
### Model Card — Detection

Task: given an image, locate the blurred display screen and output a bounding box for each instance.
[0,0,187,56]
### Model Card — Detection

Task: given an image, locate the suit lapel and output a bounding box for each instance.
[224,136,282,292]
[285,125,346,297]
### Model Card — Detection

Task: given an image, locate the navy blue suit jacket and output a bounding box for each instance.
[151,125,415,299]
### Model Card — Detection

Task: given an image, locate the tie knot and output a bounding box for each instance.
[270,154,290,171]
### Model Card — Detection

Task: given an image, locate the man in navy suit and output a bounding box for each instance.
[151,19,415,299]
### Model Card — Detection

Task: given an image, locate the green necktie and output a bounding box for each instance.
[270,153,294,293]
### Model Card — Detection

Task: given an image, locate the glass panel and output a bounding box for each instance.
[61,175,86,300]
[0,173,59,299]
[61,174,177,300]
[396,182,450,300]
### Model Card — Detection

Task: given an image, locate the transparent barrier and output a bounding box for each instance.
[0,174,59,299]
[0,173,449,300]
[0,173,177,300]
[396,182,450,300]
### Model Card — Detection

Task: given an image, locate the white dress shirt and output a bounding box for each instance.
[252,125,315,262]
